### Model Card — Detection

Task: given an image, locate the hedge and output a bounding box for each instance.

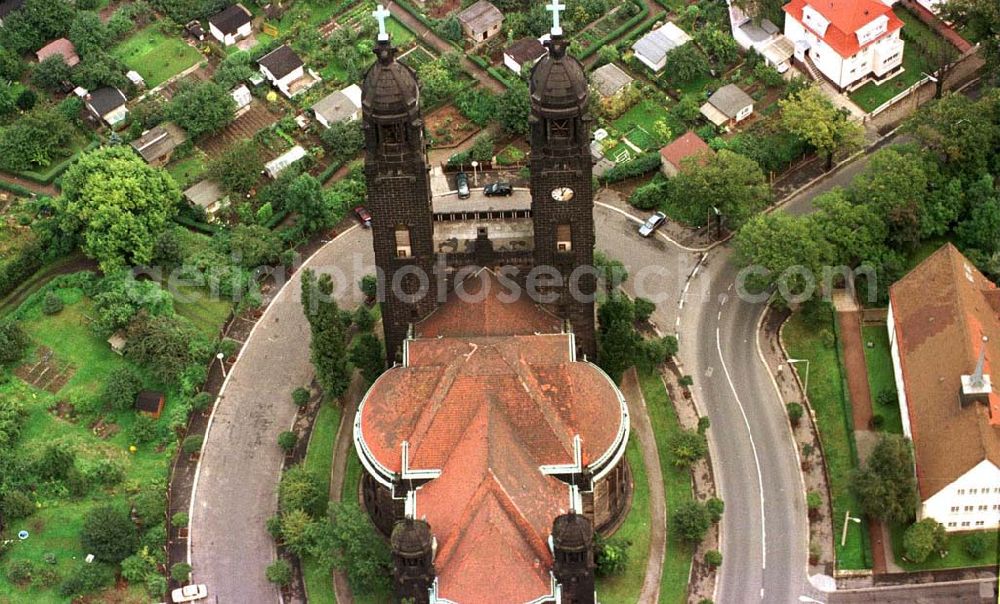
[394,0,463,51]
[487,67,518,89]
[17,139,100,185]
[575,0,649,60]
[173,216,222,235]
[598,151,662,184]
[0,180,36,197]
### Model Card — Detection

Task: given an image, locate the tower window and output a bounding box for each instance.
[395,226,411,258]
[556,224,572,252]
[548,119,571,140]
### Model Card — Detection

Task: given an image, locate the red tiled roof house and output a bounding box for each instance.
[659,130,712,177]
[783,0,905,91]
[887,244,1000,532]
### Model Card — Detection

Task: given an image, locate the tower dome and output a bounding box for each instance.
[391,517,434,555]
[529,38,588,118]
[552,512,594,551]
[362,41,420,121]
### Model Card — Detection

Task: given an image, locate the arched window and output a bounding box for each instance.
[395,225,411,258]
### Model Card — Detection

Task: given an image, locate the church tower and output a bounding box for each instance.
[361,12,438,364]
[552,512,596,604]
[390,518,436,603]
[528,10,597,359]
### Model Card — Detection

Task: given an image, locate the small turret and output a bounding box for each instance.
[551,512,595,604]
[390,518,435,603]
[960,336,992,409]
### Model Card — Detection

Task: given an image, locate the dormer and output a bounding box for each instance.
[856,14,888,45]
[801,5,830,36]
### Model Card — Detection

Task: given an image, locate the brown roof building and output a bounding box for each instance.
[36,38,79,67]
[355,270,631,602]
[457,0,503,43]
[659,130,712,177]
[888,243,1000,531]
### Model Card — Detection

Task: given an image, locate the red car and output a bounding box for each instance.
[353,206,372,228]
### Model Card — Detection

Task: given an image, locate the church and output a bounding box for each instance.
[353,4,632,602]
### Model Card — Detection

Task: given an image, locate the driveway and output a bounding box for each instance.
[188,226,373,603]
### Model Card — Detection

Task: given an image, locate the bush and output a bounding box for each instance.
[705,497,725,523]
[58,562,115,598]
[132,482,166,525]
[806,491,822,517]
[121,549,158,582]
[42,291,64,315]
[146,574,168,598]
[359,274,378,300]
[1,490,35,520]
[0,320,29,367]
[182,435,203,455]
[963,533,988,559]
[877,389,897,407]
[170,562,192,582]
[594,535,630,577]
[697,415,711,434]
[669,429,708,468]
[786,402,804,427]
[903,518,947,563]
[629,180,668,210]
[870,413,885,430]
[278,431,297,453]
[266,559,293,585]
[704,550,723,567]
[672,500,711,543]
[278,465,327,518]
[128,414,163,444]
[81,505,140,563]
[634,297,656,323]
[190,392,213,412]
[292,387,311,407]
[598,152,663,184]
[101,365,145,412]
[34,441,75,480]
[172,512,190,527]
[5,559,33,584]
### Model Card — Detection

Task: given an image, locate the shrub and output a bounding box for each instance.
[121,548,158,582]
[182,435,204,455]
[42,291,64,315]
[903,518,947,563]
[629,180,668,210]
[697,416,711,434]
[633,297,656,323]
[128,414,163,444]
[170,562,192,583]
[679,374,694,388]
[190,392,213,412]
[877,389,897,407]
[672,500,711,543]
[5,559,33,584]
[146,574,168,598]
[806,491,822,518]
[599,152,663,184]
[87,458,126,486]
[291,387,311,407]
[101,366,145,412]
[705,497,725,523]
[34,441,75,481]
[704,550,723,567]
[172,512,190,528]
[963,533,988,559]
[58,562,115,597]
[786,402,804,427]
[0,320,29,367]
[266,559,293,585]
[278,466,327,518]
[141,524,167,553]
[278,431,297,453]
[669,429,708,468]
[353,306,375,332]
[1,490,35,520]
[81,505,140,563]
[594,535,630,577]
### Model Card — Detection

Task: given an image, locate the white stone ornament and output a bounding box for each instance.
[373,4,391,42]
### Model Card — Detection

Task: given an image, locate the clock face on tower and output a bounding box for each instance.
[551,186,575,202]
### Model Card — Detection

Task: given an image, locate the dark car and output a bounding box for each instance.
[456,172,470,199]
[483,182,513,197]
[353,206,372,227]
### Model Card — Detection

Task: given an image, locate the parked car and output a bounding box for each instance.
[171,584,208,603]
[456,172,470,199]
[353,206,372,227]
[483,182,513,197]
[638,212,666,237]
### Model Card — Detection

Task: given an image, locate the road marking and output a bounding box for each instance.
[594,201,715,253]
[715,324,768,574]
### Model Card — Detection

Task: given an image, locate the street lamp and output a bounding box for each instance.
[840,510,862,547]
[217,352,227,379]
[470,160,479,187]
[787,357,810,397]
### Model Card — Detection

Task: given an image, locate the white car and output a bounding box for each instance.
[638,212,666,237]
[171,584,208,603]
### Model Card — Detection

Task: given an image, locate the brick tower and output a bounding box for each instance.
[528,32,597,359]
[361,33,437,363]
[552,512,597,604]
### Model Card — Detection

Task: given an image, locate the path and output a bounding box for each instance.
[0,172,58,196]
[832,293,889,577]
[619,368,667,603]
[385,2,505,93]
[188,226,373,603]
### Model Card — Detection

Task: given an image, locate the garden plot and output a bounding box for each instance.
[399,45,436,70]
[112,25,203,88]
[13,346,76,395]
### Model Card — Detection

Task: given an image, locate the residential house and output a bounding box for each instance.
[457,0,503,43]
[631,21,692,72]
[699,84,754,127]
[208,3,253,46]
[35,38,79,67]
[590,62,634,99]
[130,123,186,166]
[83,87,128,127]
[184,180,227,218]
[887,243,1000,532]
[503,37,546,75]
[0,0,24,27]
[311,83,362,129]
[135,391,166,419]
[264,145,306,178]
[258,45,317,98]
[659,131,712,177]
[783,0,905,91]
[728,2,793,72]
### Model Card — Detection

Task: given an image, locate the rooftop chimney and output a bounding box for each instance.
[960,336,992,408]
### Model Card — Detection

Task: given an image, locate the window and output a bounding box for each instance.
[951,506,959,513]
[556,224,572,252]
[948,522,957,527]
[548,119,571,140]
[961,521,970,527]
[993,487,1000,494]
[979,505,988,511]
[970,489,978,495]
[976,520,985,526]
[993,505,1000,511]
[965,506,974,512]
[958,489,966,495]
[395,226,411,258]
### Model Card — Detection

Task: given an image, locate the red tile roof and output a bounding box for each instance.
[36,38,79,67]
[783,0,903,57]
[659,130,712,169]
[889,244,1000,499]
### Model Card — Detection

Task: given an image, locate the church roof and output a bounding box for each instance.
[362,41,420,119]
[530,38,588,117]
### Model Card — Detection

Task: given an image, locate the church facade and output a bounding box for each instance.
[354,9,630,603]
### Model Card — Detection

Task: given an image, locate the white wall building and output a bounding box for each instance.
[783,0,905,90]
[631,22,692,72]
[887,243,1000,532]
[208,4,252,47]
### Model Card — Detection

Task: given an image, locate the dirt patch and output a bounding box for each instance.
[427,0,462,19]
[425,104,480,150]
[90,418,121,440]
[48,400,78,422]
[198,102,282,157]
[14,346,77,394]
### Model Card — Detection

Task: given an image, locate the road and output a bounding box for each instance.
[188,226,372,603]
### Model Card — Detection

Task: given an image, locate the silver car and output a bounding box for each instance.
[638,212,666,237]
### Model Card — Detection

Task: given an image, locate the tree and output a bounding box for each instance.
[705,497,725,523]
[0,107,75,171]
[91,272,174,336]
[301,270,351,399]
[167,81,235,139]
[852,434,918,523]
[957,197,1000,256]
[170,562,192,582]
[208,140,261,195]
[0,47,25,81]
[941,0,1000,79]
[278,431,297,453]
[42,291,64,315]
[672,500,712,543]
[32,55,73,92]
[314,502,392,594]
[350,333,385,386]
[0,319,29,367]
[594,535,630,577]
[278,465,327,519]
[675,150,771,228]
[498,80,531,136]
[320,120,364,163]
[266,559,293,585]
[849,147,931,249]
[213,51,257,90]
[68,11,109,56]
[963,532,988,559]
[101,365,144,412]
[597,293,640,383]
[734,211,831,300]
[629,180,668,211]
[696,27,739,67]
[359,275,378,301]
[669,429,708,468]
[595,45,620,67]
[292,387,311,407]
[809,188,888,266]
[664,44,710,83]
[902,518,947,563]
[125,313,211,383]
[223,224,282,268]
[780,86,865,170]
[81,505,140,563]
[60,147,180,272]
[287,174,331,234]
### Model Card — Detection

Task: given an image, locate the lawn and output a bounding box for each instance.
[861,325,903,435]
[612,98,671,137]
[166,152,208,189]
[275,0,353,33]
[172,288,233,338]
[849,49,933,113]
[301,402,342,604]
[112,25,203,88]
[784,308,872,570]
[889,524,999,570]
[0,284,184,602]
[638,370,695,604]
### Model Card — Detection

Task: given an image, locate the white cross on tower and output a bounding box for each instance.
[546,0,565,37]
[373,4,391,42]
